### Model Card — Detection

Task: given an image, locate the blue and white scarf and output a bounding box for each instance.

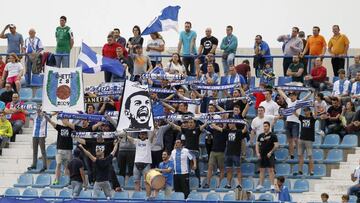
[142,73,185,80]
[149,88,177,94]
[279,100,313,116]
[191,83,240,90]
[57,112,108,122]
[72,131,118,139]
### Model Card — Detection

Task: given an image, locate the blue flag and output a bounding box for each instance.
[76,42,124,77]
[141,5,181,35]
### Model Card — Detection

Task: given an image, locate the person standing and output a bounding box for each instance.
[146,32,165,68]
[113,28,126,47]
[170,139,196,199]
[255,121,279,191]
[301,26,326,70]
[347,159,360,196]
[27,108,48,173]
[154,151,174,198]
[23,28,44,85]
[66,148,87,197]
[0,24,24,54]
[177,22,197,76]
[196,28,218,65]
[254,35,272,77]
[220,25,238,75]
[78,139,118,198]
[277,27,303,75]
[328,25,350,77]
[55,16,74,68]
[102,34,126,82]
[127,25,144,55]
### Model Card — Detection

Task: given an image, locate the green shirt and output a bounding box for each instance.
[288,62,304,82]
[55,26,73,53]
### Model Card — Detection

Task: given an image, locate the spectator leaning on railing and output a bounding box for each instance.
[220,25,237,75]
[178,21,197,76]
[328,25,350,77]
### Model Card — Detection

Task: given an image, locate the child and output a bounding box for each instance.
[321,193,329,203]
[275,176,291,201]
[2,53,24,92]
[259,61,275,87]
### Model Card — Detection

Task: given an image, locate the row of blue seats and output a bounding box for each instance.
[0,87,43,103]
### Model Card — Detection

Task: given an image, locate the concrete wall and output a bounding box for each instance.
[1,46,359,87]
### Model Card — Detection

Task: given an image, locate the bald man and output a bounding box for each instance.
[196,28,218,65]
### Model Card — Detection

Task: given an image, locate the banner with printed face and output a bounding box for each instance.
[42,66,84,112]
[117,80,154,132]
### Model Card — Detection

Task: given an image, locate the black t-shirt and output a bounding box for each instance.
[200,36,218,55]
[67,158,83,182]
[224,129,245,156]
[299,115,316,141]
[95,154,113,182]
[257,132,278,156]
[55,125,73,150]
[86,139,114,157]
[208,127,227,152]
[0,91,14,105]
[327,105,342,124]
[75,125,93,132]
[181,127,201,151]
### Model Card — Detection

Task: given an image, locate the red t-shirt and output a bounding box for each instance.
[6,101,26,123]
[253,92,265,109]
[102,43,128,59]
[235,63,250,79]
[0,62,5,78]
[310,66,327,82]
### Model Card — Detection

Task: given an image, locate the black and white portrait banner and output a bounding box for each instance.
[117,80,154,132]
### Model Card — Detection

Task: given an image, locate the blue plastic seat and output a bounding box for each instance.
[132,191,147,199]
[278,76,292,86]
[31,74,44,86]
[27,160,45,174]
[205,192,221,201]
[242,178,254,191]
[46,145,56,159]
[247,105,256,119]
[155,191,165,200]
[170,192,185,200]
[124,176,135,190]
[198,177,217,192]
[311,149,324,163]
[250,76,256,88]
[112,191,129,199]
[189,177,200,190]
[215,178,235,192]
[79,190,92,198]
[116,176,125,187]
[277,134,287,147]
[290,179,309,193]
[241,163,255,176]
[292,164,309,176]
[22,188,38,197]
[45,160,57,174]
[50,175,69,189]
[274,120,286,133]
[33,174,51,188]
[245,148,257,162]
[322,134,340,148]
[349,195,358,203]
[284,179,292,190]
[32,88,43,102]
[313,135,322,148]
[94,191,106,199]
[4,188,20,196]
[320,90,332,97]
[187,192,203,200]
[324,149,343,163]
[332,76,339,83]
[275,163,291,176]
[58,189,72,198]
[40,188,56,198]
[313,164,326,177]
[19,88,33,101]
[258,193,274,201]
[14,174,33,187]
[275,148,288,162]
[223,192,235,201]
[340,134,358,148]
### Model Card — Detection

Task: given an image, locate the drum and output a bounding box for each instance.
[145,169,166,190]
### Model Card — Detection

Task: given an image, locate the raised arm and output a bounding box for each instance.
[0,25,9,39]
[44,114,57,128]
[210,123,223,132]
[78,144,96,162]
[110,139,119,156]
[241,103,250,118]
[74,137,86,145]
[161,101,176,113]
[276,88,288,101]
[167,120,181,132]
[302,89,314,101]
[199,121,208,131]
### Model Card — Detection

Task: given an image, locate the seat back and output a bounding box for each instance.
[18,174,33,185]
[275,163,291,176]
[4,188,20,196]
[275,148,288,161]
[277,134,287,146]
[132,191,147,199]
[79,190,92,198]
[313,164,326,177]
[112,191,129,199]
[22,188,38,197]
[312,149,324,161]
[35,174,51,185]
[242,178,254,191]
[258,193,274,201]
[293,179,309,191]
[206,192,221,201]
[40,188,56,197]
[326,149,343,162]
[187,192,203,200]
[323,134,340,146]
[241,163,255,176]
[223,193,235,201]
[341,134,358,147]
[189,177,199,190]
[59,189,72,198]
[170,192,185,200]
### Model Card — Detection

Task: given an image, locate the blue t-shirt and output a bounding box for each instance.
[278,186,291,201]
[5,33,23,54]
[254,41,271,62]
[0,101,5,111]
[179,31,197,55]
[152,100,165,117]
[159,160,174,186]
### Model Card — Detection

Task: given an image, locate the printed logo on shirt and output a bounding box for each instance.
[96,145,105,152]
[302,120,311,128]
[60,129,69,137]
[228,132,236,141]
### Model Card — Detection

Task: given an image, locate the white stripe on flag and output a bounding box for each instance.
[160,19,178,32]
[78,52,103,68]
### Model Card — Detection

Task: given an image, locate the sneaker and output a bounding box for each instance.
[255,185,264,191]
[309,172,314,176]
[27,166,36,171]
[298,171,303,175]
[52,180,59,185]
[39,168,47,173]
[203,183,210,189]
[270,185,275,191]
[224,184,231,189]
[290,155,295,159]
[236,184,242,190]
[319,130,325,137]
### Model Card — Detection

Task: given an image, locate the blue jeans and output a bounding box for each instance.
[25,56,32,85]
[71,181,83,197]
[55,52,70,68]
[348,184,360,196]
[222,53,235,74]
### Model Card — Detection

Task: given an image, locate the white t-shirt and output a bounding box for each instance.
[353,166,360,184]
[259,100,280,116]
[314,100,328,114]
[31,113,48,138]
[285,98,300,123]
[134,138,152,163]
[5,62,23,78]
[147,38,164,61]
[251,115,276,136]
[165,62,186,75]
[170,147,194,174]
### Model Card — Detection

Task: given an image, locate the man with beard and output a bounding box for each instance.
[124,91,152,131]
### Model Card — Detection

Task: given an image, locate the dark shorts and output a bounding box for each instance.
[286,121,300,138]
[197,55,205,64]
[259,155,275,168]
[225,155,241,168]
